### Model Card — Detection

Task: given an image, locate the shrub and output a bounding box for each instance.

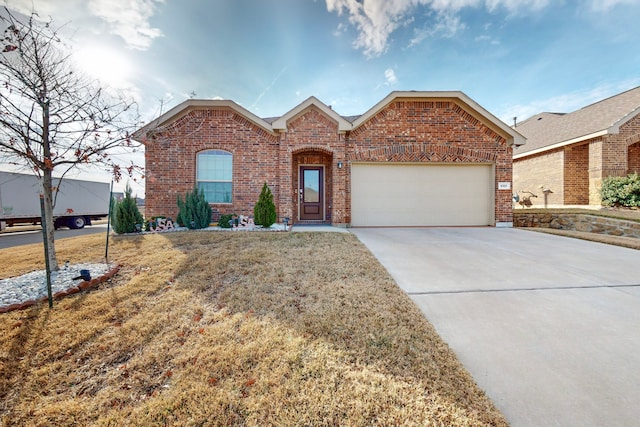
[177,187,212,229]
[254,182,277,228]
[111,183,144,234]
[600,173,640,207]
[218,213,237,229]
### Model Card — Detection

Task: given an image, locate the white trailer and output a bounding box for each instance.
[0,171,110,231]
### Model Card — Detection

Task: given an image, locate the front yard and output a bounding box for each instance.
[0,232,507,426]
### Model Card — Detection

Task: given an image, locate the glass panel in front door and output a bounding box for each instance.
[303,170,320,203]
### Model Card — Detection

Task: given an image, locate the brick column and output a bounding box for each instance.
[277,132,293,222]
[332,133,348,226]
[588,139,604,205]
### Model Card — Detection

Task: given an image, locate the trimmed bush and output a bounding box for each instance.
[601,173,640,207]
[218,213,237,229]
[254,182,277,228]
[111,183,144,234]
[177,187,213,229]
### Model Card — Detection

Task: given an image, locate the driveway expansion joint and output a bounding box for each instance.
[407,283,640,295]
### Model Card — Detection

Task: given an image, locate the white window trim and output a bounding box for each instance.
[196,149,233,204]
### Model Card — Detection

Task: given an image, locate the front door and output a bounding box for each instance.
[300,166,324,221]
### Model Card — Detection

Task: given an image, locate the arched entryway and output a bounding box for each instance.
[292,148,333,223]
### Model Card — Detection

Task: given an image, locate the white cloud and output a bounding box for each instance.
[384,68,398,85]
[326,0,552,57]
[87,0,164,50]
[588,0,640,11]
[4,0,164,50]
[474,34,500,45]
[326,0,408,57]
[408,11,464,47]
[3,0,75,16]
[484,0,549,12]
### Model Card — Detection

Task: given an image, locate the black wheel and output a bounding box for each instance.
[69,216,86,229]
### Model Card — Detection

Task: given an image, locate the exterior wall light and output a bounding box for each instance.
[337,161,343,169]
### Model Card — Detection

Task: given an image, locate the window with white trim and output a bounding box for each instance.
[197,150,232,203]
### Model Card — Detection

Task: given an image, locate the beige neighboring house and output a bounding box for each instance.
[513,86,640,207]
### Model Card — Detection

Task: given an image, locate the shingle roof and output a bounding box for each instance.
[513,86,640,157]
[135,92,525,146]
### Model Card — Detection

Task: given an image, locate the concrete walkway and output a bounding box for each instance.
[350,227,640,427]
[291,224,348,232]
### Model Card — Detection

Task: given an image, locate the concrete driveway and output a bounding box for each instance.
[350,227,640,427]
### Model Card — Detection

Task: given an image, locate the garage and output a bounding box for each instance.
[351,163,494,227]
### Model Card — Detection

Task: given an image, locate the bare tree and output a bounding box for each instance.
[0,7,141,270]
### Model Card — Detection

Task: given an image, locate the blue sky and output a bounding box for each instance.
[3,0,640,192]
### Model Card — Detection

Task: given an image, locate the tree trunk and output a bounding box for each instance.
[42,169,59,271]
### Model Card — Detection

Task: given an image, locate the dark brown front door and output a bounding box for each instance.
[300,166,323,220]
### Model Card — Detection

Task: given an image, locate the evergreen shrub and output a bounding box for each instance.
[177,187,213,229]
[218,213,237,229]
[111,183,144,234]
[254,182,277,228]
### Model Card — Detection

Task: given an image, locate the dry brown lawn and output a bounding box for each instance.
[0,231,507,426]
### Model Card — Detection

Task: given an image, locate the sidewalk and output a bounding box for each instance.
[291,224,348,232]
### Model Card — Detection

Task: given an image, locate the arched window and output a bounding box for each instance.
[197,150,232,203]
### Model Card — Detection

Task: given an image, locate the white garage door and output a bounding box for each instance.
[351,163,494,226]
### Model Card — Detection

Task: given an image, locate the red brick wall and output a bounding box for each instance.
[602,114,640,176]
[347,100,513,224]
[564,144,589,205]
[629,142,640,174]
[622,114,640,175]
[145,108,279,221]
[279,107,347,223]
[144,100,513,225]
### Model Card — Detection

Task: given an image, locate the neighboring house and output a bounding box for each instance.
[513,86,640,207]
[135,91,524,227]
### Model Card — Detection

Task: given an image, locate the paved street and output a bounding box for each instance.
[0,223,109,249]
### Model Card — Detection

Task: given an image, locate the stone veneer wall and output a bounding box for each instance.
[514,211,640,239]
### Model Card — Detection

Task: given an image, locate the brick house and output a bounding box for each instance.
[135,91,524,227]
[513,86,640,207]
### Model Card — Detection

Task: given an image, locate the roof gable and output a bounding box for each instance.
[134,99,276,141]
[352,91,525,147]
[134,91,523,146]
[271,96,352,132]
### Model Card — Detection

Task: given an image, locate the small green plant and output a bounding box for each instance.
[254,182,277,228]
[111,183,144,234]
[177,187,213,229]
[601,173,640,207]
[218,213,237,229]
